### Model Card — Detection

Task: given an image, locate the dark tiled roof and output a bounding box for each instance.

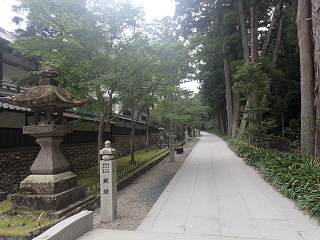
[0,101,31,112]
[0,101,139,124]
[0,101,95,121]
[0,27,14,42]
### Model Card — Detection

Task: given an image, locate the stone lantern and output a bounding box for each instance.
[155,127,167,150]
[4,66,86,211]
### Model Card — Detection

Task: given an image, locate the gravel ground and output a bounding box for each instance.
[92,139,199,230]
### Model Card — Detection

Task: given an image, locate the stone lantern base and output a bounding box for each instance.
[11,171,85,211]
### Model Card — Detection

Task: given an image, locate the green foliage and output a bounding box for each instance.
[0,214,55,237]
[11,0,189,161]
[233,62,268,98]
[151,89,207,132]
[227,139,320,220]
[205,119,219,133]
[233,62,275,146]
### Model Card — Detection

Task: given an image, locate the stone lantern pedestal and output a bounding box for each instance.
[11,125,85,211]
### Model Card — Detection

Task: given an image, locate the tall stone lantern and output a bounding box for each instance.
[4,66,86,211]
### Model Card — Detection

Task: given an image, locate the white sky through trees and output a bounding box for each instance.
[0,0,176,31]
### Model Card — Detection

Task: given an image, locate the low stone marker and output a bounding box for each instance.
[100,140,117,222]
[169,135,175,162]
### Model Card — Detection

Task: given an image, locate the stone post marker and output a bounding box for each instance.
[185,128,189,148]
[191,129,194,139]
[169,135,175,162]
[100,140,117,222]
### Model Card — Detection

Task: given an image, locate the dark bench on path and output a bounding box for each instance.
[176,147,183,154]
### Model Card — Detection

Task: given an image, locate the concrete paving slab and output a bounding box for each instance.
[254,219,304,240]
[220,227,262,239]
[185,216,221,235]
[189,200,219,217]
[78,229,177,240]
[77,133,320,240]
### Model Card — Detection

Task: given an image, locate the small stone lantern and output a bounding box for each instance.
[185,127,189,147]
[5,66,86,211]
[100,141,117,221]
[155,127,167,150]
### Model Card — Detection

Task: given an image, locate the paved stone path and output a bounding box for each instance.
[78,132,320,240]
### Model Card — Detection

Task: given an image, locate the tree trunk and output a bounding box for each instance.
[272,15,283,63]
[152,103,155,117]
[313,0,320,157]
[236,0,251,139]
[130,108,144,164]
[237,0,250,63]
[232,92,241,138]
[296,0,315,155]
[219,113,225,135]
[237,99,250,139]
[130,124,136,164]
[145,106,150,152]
[282,110,285,138]
[251,2,259,63]
[97,110,107,175]
[223,44,234,137]
[261,1,283,58]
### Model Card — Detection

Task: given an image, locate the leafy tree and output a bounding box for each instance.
[121,19,190,164]
[10,0,163,170]
[233,62,272,146]
[151,89,207,138]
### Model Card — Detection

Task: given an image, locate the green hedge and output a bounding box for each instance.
[226,138,320,220]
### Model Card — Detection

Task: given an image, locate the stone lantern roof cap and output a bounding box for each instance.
[3,66,86,108]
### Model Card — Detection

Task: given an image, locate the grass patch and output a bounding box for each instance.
[116,145,159,172]
[0,198,11,213]
[77,145,165,195]
[1,196,56,237]
[0,214,55,237]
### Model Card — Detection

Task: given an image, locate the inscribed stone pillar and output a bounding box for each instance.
[100,141,117,222]
[169,135,175,162]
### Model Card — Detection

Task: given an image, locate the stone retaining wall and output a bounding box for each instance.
[0,134,159,194]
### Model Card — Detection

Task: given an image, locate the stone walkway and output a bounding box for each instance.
[78,132,320,240]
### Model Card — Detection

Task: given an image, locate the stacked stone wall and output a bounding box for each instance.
[0,134,159,194]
